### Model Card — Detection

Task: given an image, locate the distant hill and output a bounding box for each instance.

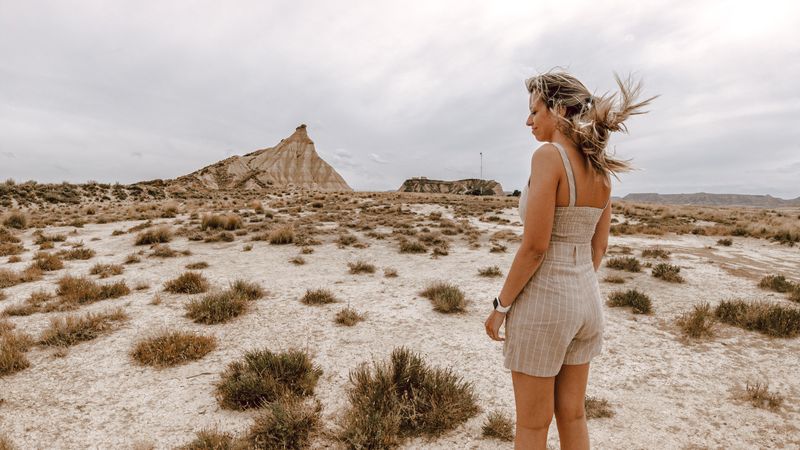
[398,177,504,195]
[172,124,351,192]
[618,192,800,207]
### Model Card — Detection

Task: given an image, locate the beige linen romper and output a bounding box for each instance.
[503,142,608,377]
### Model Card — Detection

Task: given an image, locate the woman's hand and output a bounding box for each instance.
[484,310,506,341]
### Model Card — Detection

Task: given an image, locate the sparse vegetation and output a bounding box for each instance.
[676,302,716,339]
[603,275,625,284]
[57,275,130,306]
[736,381,784,411]
[185,261,209,270]
[419,281,467,313]
[585,396,615,419]
[32,252,64,271]
[201,214,243,231]
[651,263,685,283]
[245,395,322,450]
[1,321,34,376]
[714,299,800,338]
[163,272,210,294]
[38,308,128,347]
[290,256,306,265]
[481,411,514,441]
[215,348,322,411]
[399,239,427,254]
[131,329,216,367]
[758,274,795,293]
[717,238,733,246]
[89,263,124,278]
[185,280,264,324]
[301,288,338,305]
[607,289,653,314]
[2,211,27,229]
[606,256,641,272]
[641,247,670,259]
[348,260,376,274]
[335,306,366,326]
[57,247,96,260]
[338,347,479,448]
[268,225,295,245]
[478,266,502,277]
[384,267,398,278]
[134,227,172,245]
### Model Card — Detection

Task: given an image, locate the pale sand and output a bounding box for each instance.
[1,203,799,449]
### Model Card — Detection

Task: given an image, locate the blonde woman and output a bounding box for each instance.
[484,70,655,449]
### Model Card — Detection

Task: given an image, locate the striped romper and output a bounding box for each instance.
[503,142,608,377]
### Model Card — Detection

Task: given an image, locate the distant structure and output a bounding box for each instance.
[621,192,800,207]
[398,178,504,196]
[173,124,352,192]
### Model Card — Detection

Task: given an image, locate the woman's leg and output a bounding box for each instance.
[553,362,591,450]
[511,370,556,450]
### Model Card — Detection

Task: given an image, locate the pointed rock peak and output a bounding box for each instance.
[286,123,313,144]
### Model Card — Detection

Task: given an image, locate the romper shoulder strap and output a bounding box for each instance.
[551,142,576,207]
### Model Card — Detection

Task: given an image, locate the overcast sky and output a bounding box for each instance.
[1,0,799,198]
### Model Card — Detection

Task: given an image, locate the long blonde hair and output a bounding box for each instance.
[525,70,657,179]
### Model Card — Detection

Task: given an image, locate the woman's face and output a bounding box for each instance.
[526,95,557,142]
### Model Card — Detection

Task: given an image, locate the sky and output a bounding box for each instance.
[1,0,799,198]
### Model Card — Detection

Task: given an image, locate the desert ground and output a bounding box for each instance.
[1,191,799,449]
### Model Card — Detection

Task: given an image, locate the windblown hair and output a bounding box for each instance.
[525,70,657,179]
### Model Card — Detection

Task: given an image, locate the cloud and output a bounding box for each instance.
[368,153,389,164]
[1,152,15,158]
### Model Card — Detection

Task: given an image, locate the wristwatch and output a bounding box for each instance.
[493,296,511,313]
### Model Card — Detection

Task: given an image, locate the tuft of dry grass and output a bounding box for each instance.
[676,302,717,339]
[489,243,507,253]
[478,266,502,277]
[481,411,514,441]
[2,211,27,229]
[131,329,216,367]
[585,396,615,419]
[651,263,685,283]
[399,239,427,254]
[185,280,264,325]
[335,306,366,326]
[606,256,641,272]
[245,395,322,450]
[607,289,653,314]
[57,247,96,260]
[301,288,338,305]
[717,238,733,246]
[714,299,800,338]
[32,252,64,271]
[215,348,323,411]
[736,381,784,411]
[134,226,172,246]
[38,308,128,347]
[337,233,358,248]
[338,347,479,448]
[268,225,295,245]
[419,281,467,313]
[383,267,398,278]
[347,260,376,274]
[602,275,625,284]
[57,275,130,306]
[89,263,124,278]
[201,214,243,231]
[164,272,210,294]
[1,321,34,376]
[758,274,795,293]
[185,261,209,270]
[175,428,235,450]
[641,247,670,259]
[124,253,141,264]
[289,256,306,265]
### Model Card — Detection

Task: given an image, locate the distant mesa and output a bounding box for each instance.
[620,192,800,207]
[173,124,352,192]
[398,177,504,196]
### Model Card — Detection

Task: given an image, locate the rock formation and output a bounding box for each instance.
[398,177,504,196]
[173,124,352,191]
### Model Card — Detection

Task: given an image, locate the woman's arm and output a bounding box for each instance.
[496,144,562,306]
[590,199,612,271]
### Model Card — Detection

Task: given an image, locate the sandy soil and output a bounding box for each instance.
[1,203,799,449]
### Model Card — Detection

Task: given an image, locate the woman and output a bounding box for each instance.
[484,70,655,449]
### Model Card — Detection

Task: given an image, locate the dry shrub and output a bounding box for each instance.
[489,243,507,253]
[337,233,358,248]
[651,263,685,283]
[606,256,641,272]
[478,266,502,277]
[215,348,323,411]
[186,280,264,325]
[335,307,366,326]
[603,275,625,284]
[89,263,124,278]
[676,302,716,339]
[124,253,141,264]
[268,226,295,245]
[201,214,243,231]
[1,321,34,376]
[419,282,467,313]
[641,247,670,259]
[347,260,376,274]
[134,227,172,246]
[57,275,130,305]
[175,428,236,450]
[0,242,24,257]
[246,395,322,450]
[2,211,27,229]
[150,244,185,258]
[399,239,427,254]
[481,411,514,441]
[164,272,209,294]
[38,308,128,347]
[58,247,96,260]
[33,252,64,271]
[185,262,209,270]
[607,289,652,314]
[0,266,42,288]
[301,289,338,305]
[714,300,800,338]
[717,238,733,246]
[131,329,216,367]
[758,274,795,293]
[585,396,615,419]
[300,246,314,254]
[289,256,305,265]
[737,381,784,411]
[338,347,479,448]
[384,268,398,278]
[0,433,17,450]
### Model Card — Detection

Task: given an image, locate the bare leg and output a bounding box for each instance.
[554,363,591,450]
[511,370,556,450]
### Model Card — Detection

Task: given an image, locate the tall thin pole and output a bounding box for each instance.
[479,152,483,195]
